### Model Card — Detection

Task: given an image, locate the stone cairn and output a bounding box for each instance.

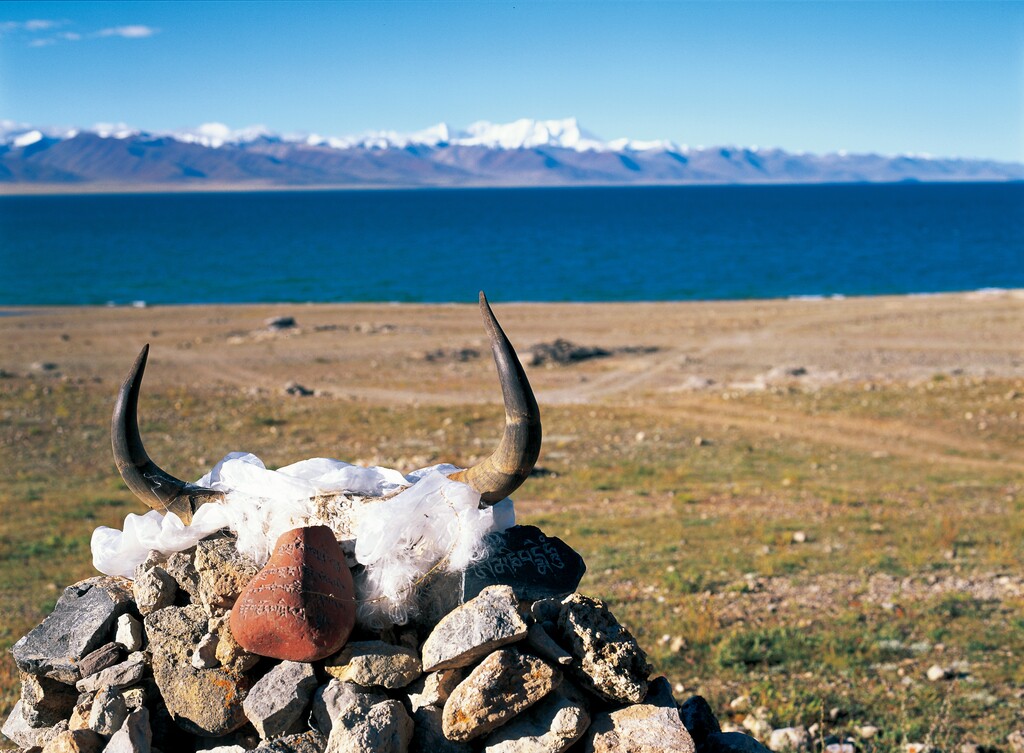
[4,294,769,753]
[3,523,767,753]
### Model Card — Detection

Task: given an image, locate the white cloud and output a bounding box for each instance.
[97,25,158,39]
[24,19,58,31]
[28,37,55,47]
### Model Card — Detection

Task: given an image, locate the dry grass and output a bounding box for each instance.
[1,294,1023,749]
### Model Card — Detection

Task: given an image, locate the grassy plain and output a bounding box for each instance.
[1,292,1022,750]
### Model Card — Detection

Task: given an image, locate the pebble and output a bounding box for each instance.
[442,648,560,742]
[78,642,126,679]
[12,576,134,684]
[483,688,590,753]
[421,585,529,672]
[325,640,422,689]
[926,664,948,681]
[75,651,146,693]
[1009,731,1024,753]
[768,726,809,752]
[195,537,260,613]
[525,623,573,666]
[583,676,695,753]
[115,614,144,652]
[191,633,221,669]
[132,567,178,616]
[87,686,127,736]
[103,707,152,753]
[243,661,319,740]
[557,593,651,704]
[324,698,413,753]
[310,680,386,737]
[742,707,773,740]
[40,728,104,753]
[406,668,465,713]
[856,725,880,739]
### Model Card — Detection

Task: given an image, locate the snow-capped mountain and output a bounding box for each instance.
[0,117,1021,189]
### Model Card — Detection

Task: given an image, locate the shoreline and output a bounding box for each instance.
[1,177,1020,197]
[2,289,1022,402]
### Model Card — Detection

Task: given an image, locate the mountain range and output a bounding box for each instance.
[1,117,1021,191]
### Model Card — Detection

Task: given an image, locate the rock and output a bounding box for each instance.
[243,661,318,740]
[284,382,314,397]
[421,586,528,672]
[926,664,948,681]
[856,726,879,740]
[557,593,651,704]
[529,340,612,366]
[145,604,251,736]
[680,696,721,748]
[231,526,356,662]
[12,576,133,683]
[2,699,49,748]
[104,707,151,753]
[310,680,387,737]
[132,567,178,616]
[524,623,573,666]
[87,686,127,736]
[254,730,327,752]
[483,688,590,753]
[705,732,772,753]
[462,526,587,602]
[122,687,148,710]
[324,698,413,753]
[41,728,104,753]
[409,706,471,753]
[191,632,221,669]
[266,316,297,330]
[69,697,93,731]
[741,708,772,740]
[164,550,200,602]
[78,642,126,679]
[75,651,146,693]
[1009,732,1024,753]
[442,648,560,742]
[195,537,260,613]
[208,613,258,672]
[19,672,78,726]
[768,727,809,753]
[530,599,562,624]
[325,640,422,689]
[406,669,466,713]
[114,614,144,652]
[584,677,695,753]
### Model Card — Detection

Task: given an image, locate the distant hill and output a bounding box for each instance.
[1,117,1021,190]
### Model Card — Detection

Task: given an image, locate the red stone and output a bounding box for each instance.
[230,525,356,662]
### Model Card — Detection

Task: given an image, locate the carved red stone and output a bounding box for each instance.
[230,525,356,662]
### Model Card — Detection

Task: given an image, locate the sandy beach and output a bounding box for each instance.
[4,289,1023,403]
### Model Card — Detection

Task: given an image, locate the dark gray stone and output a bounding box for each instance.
[680,696,721,750]
[704,733,772,753]
[78,642,126,679]
[11,576,133,683]
[462,526,586,602]
[254,730,327,753]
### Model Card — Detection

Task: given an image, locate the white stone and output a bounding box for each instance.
[115,614,144,652]
[242,661,318,740]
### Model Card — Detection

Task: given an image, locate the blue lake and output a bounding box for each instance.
[1,183,1021,305]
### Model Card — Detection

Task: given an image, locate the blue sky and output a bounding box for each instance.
[1,1,1021,161]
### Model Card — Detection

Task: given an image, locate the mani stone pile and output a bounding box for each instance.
[2,524,765,753]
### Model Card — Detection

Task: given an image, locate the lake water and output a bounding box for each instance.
[1,183,1021,305]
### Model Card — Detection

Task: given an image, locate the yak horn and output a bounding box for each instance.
[449,292,542,505]
[112,345,223,525]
